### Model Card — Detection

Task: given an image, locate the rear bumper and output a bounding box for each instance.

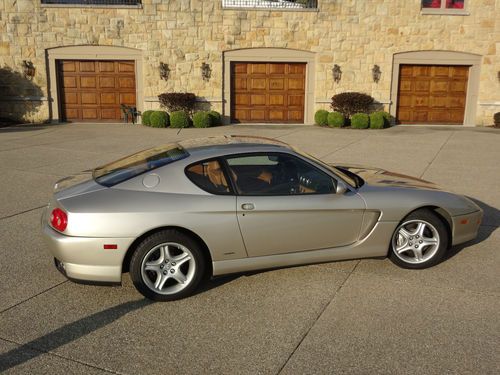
[42,223,134,283]
[451,210,483,246]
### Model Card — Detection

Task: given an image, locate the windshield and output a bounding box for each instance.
[93,144,189,187]
[294,148,359,188]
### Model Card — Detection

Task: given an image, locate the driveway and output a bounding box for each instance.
[0,123,499,374]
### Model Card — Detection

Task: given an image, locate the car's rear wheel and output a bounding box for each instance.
[130,230,205,301]
[389,210,448,269]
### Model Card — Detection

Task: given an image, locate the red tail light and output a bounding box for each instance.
[50,208,68,232]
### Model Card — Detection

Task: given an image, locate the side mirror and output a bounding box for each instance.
[335,180,348,194]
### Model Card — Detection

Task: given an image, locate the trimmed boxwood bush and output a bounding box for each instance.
[193,111,213,128]
[149,111,169,128]
[494,112,500,127]
[208,110,222,126]
[327,111,345,128]
[369,112,386,129]
[331,92,374,118]
[141,110,154,126]
[314,110,329,126]
[170,110,190,128]
[351,113,370,129]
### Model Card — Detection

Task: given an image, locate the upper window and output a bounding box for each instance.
[225,153,335,196]
[41,0,141,6]
[421,0,468,14]
[222,0,317,10]
[185,160,232,195]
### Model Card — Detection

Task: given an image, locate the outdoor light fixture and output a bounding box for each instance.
[159,62,170,81]
[372,65,382,83]
[332,64,342,83]
[201,62,211,81]
[22,60,35,80]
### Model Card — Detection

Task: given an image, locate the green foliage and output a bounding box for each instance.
[369,112,386,129]
[158,92,197,113]
[170,110,191,128]
[192,111,213,128]
[149,111,169,128]
[141,110,154,126]
[327,111,345,128]
[351,113,370,129]
[208,110,222,126]
[494,112,500,126]
[331,92,374,118]
[314,110,329,126]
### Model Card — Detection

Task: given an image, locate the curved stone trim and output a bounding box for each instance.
[46,45,143,122]
[390,50,482,126]
[223,48,316,124]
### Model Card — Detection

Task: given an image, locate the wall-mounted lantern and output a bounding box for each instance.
[372,65,382,83]
[332,64,342,83]
[159,62,170,81]
[201,62,211,82]
[22,60,35,80]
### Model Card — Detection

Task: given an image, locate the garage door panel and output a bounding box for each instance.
[232,62,305,123]
[58,59,136,122]
[397,64,467,125]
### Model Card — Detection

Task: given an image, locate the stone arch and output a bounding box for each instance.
[390,50,482,126]
[223,48,316,124]
[46,45,143,122]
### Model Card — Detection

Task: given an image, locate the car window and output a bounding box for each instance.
[94,144,188,187]
[185,159,231,195]
[225,153,335,196]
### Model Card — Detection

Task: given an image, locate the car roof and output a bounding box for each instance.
[178,135,292,157]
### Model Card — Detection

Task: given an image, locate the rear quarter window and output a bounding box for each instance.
[94,144,189,187]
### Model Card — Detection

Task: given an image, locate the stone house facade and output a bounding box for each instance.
[0,0,498,126]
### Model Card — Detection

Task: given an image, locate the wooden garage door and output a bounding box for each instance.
[397,65,468,124]
[58,60,136,122]
[232,62,305,123]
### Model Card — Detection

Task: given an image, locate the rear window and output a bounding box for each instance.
[93,144,189,187]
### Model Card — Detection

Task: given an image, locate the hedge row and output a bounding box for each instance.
[142,110,222,128]
[314,110,391,129]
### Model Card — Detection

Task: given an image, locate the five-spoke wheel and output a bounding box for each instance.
[130,230,205,301]
[389,210,448,269]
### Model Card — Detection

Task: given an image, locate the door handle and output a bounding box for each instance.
[241,203,255,211]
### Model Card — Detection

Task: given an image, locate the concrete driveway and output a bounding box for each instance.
[0,123,499,374]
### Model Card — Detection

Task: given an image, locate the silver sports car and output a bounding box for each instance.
[42,136,482,301]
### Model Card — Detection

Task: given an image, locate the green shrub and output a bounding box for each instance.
[369,112,385,129]
[327,111,345,128]
[331,92,374,118]
[208,110,222,126]
[192,111,213,128]
[494,112,500,126]
[170,110,191,128]
[158,92,196,113]
[149,111,169,128]
[351,113,370,129]
[314,110,329,126]
[141,110,154,126]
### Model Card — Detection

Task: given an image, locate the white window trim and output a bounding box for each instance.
[421,0,469,15]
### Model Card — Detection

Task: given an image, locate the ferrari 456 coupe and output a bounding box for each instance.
[42,136,482,301]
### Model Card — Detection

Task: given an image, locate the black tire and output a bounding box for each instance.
[389,209,449,269]
[130,230,206,301]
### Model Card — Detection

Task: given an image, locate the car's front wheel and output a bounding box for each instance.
[389,210,449,269]
[130,230,205,301]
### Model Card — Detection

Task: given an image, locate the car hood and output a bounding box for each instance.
[334,164,441,191]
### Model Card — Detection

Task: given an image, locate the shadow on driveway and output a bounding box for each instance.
[0,299,151,372]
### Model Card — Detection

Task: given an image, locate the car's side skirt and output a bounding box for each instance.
[212,221,397,276]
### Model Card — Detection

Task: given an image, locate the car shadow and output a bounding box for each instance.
[443,197,499,261]
[0,298,151,372]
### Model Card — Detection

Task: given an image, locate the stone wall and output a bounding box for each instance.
[0,0,498,124]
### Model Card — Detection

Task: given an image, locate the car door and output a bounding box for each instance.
[224,152,366,257]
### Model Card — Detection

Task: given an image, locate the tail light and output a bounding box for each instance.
[50,208,68,232]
